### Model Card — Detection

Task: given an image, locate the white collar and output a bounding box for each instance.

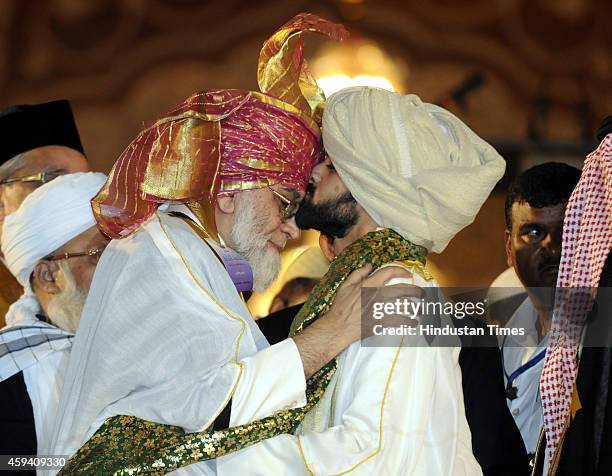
[505,297,547,348]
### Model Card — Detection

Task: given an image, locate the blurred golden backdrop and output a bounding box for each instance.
[1,0,610,309]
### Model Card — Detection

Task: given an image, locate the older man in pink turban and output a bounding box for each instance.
[52,14,411,475]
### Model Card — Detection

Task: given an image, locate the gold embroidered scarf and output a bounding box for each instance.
[59,228,426,475]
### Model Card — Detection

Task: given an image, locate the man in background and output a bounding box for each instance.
[501,162,581,462]
[267,246,328,315]
[0,173,107,466]
[0,100,88,323]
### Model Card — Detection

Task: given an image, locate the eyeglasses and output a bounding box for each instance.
[45,248,105,262]
[0,171,62,186]
[269,188,300,221]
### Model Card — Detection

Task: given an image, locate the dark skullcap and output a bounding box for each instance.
[0,99,85,165]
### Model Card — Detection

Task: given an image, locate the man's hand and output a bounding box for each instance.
[292,265,424,379]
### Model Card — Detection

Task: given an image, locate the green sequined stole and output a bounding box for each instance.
[60,228,426,476]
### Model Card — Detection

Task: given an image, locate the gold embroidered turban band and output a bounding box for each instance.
[92,13,348,239]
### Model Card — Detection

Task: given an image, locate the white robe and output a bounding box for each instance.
[23,348,70,457]
[217,272,481,476]
[0,320,73,458]
[50,210,308,475]
[52,212,478,475]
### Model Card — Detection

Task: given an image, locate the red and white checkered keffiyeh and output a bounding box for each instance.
[540,134,612,466]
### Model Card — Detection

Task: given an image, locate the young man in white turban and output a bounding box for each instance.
[0,172,108,461]
[211,86,506,475]
[60,86,504,475]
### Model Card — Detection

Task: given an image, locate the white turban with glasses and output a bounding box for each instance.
[1,172,106,326]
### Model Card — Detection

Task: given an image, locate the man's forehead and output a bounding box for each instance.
[8,150,59,178]
[63,225,109,251]
[511,201,567,224]
[13,146,86,176]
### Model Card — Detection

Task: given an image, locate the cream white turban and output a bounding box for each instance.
[2,172,107,286]
[1,172,106,326]
[322,86,506,253]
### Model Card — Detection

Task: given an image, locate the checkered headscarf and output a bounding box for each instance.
[540,134,612,465]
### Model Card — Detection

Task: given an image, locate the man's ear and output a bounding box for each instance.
[504,229,513,268]
[32,260,61,295]
[319,233,336,262]
[216,194,236,215]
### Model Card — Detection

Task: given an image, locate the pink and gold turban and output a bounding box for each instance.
[93,13,348,239]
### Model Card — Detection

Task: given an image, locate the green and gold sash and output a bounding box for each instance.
[60,228,426,475]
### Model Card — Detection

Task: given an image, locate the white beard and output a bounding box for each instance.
[46,261,88,333]
[230,193,281,293]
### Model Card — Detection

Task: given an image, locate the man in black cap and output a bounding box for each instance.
[0,99,87,472]
[0,100,88,240]
[0,100,88,316]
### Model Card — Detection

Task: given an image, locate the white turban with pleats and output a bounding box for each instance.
[322,86,506,253]
[1,172,107,326]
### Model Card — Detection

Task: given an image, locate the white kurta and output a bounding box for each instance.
[50,210,307,476]
[0,320,73,458]
[217,271,481,476]
[22,347,71,455]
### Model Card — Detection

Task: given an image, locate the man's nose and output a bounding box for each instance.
[310,162,325,183]
[280,218,301,241]
[541,233,561,257]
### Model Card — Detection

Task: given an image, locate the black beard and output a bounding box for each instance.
[295,183,359,239]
